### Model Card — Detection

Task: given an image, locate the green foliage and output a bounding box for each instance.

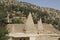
[0,3,9,40]
[0,26,8,40]
[0,15,9,40]
[0,3,7,23]
[0,11,7,24]
[52,18,60,31]
[0,9,8,39]
[0,24,9,40]
[12,18,24,24]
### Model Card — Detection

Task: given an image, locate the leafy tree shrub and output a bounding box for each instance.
[0,11,7,24]
[0,24,9,40]
[0,5,9,40]
[12,18,24,24]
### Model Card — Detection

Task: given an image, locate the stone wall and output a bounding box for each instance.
[36,36,59,40]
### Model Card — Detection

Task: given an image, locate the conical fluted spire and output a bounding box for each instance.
[38,18,43,33]
[25,12,37,34]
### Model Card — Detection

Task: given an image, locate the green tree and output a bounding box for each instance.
[0,24,9,40]
[12,18,24,24]
[0,11,7,24]
[0,4,9,40]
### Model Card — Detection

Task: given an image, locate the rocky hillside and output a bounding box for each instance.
[0,0,60,31]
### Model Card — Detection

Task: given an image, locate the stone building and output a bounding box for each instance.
[7,13,60,40]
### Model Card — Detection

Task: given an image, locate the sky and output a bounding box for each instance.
[17,0,60,10]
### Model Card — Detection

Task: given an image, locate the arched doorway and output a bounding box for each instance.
[58,38,60,40]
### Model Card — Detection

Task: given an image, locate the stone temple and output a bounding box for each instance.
[7,13,60,40]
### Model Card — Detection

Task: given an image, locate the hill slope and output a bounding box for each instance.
[0,0,60,31]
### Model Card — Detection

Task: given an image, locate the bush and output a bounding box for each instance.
[12,18,24,24]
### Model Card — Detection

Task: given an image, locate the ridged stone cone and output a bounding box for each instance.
[38,18,43,34]
[25,12,37,34]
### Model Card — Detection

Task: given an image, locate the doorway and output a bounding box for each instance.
[13,37,30,40]
[58,38,60,40]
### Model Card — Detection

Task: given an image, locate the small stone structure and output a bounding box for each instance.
[7,13,60,40]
